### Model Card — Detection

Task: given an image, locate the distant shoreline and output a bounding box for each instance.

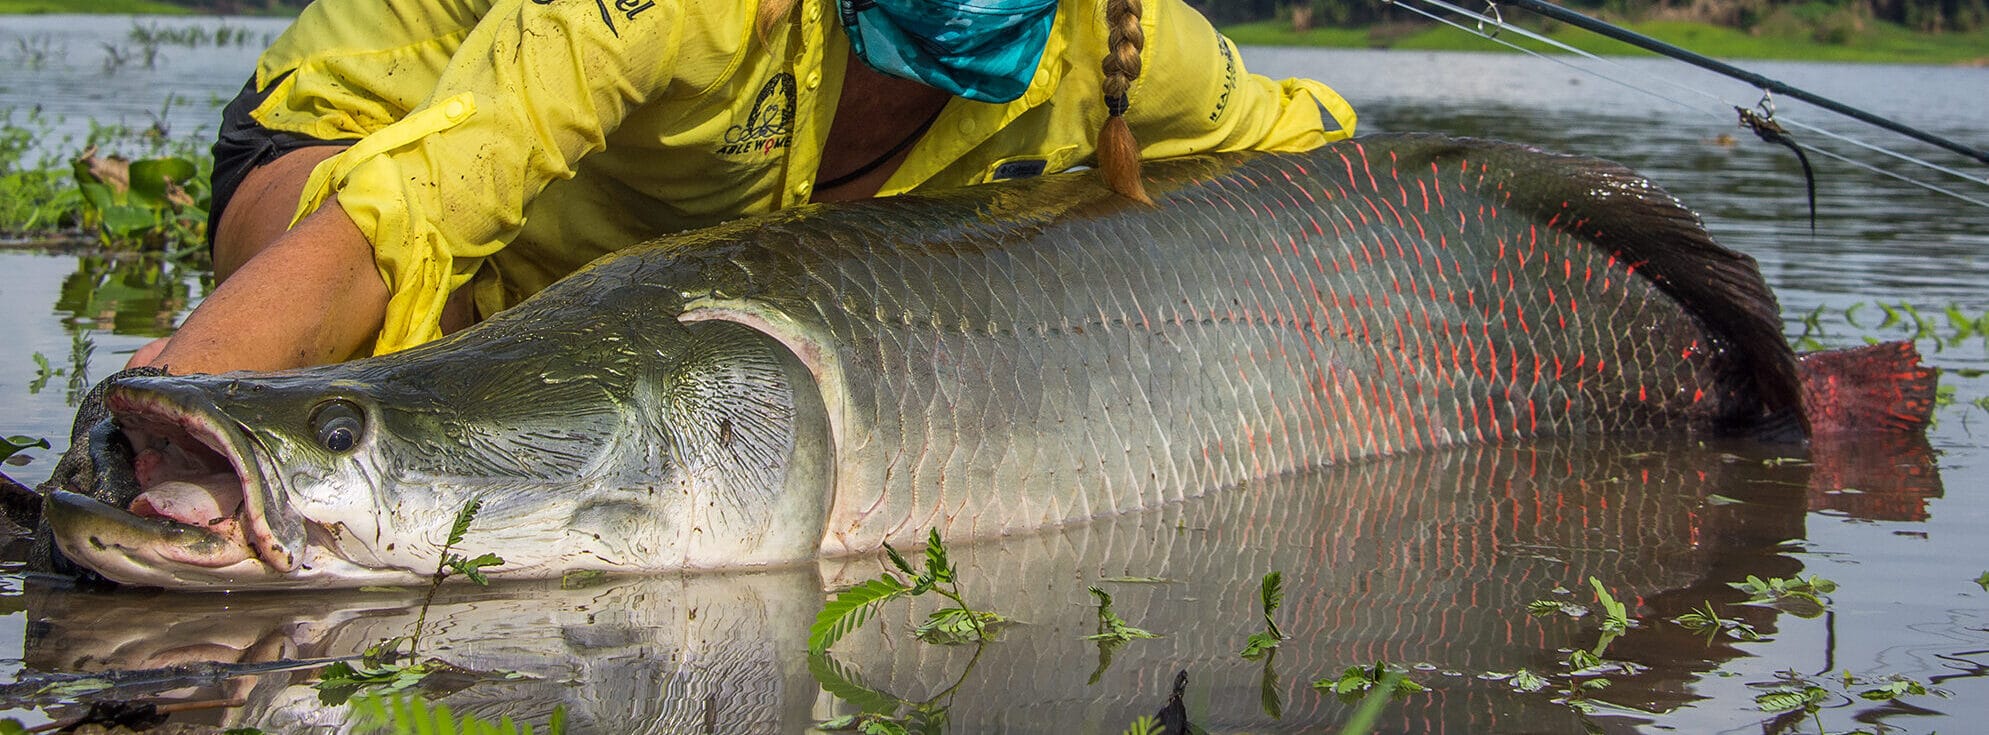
[1219,19,1989,66]
[4,5,1985,67]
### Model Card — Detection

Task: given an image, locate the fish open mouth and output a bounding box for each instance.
[45,380,307,586]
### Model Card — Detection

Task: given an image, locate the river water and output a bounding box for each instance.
[1,16,1986,735]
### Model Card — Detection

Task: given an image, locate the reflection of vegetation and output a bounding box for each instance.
[809,651,970,735]
[56,254,196,337]
[350,693,566,735]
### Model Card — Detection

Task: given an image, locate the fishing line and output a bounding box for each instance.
[1500,0,1989,166]
[1386,0,1989,210]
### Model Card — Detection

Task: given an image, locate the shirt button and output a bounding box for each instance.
[443,100,467,120]
[805,1,820,20]
[793,181,811,197]
[805,71,821,90]
[958,118,977,135]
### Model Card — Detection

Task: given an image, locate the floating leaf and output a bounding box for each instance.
[0,435,48,464]
[1509,669,1548,692]
[1976,571,1989,592]
[446,552,505,585]
[911,607,1010,645]
[1083,586,1160,644]
[1755,685,1827,713]
[810,576,911,654]
[1240,631,1281,660]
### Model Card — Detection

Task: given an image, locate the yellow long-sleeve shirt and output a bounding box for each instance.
[253,0,1357,354]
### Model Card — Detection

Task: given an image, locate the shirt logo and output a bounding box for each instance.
[529,0,650,37]
[720,73,796,157]
[1210,35,1238,122]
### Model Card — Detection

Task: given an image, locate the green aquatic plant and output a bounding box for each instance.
[1083,586,1160,645]
[1314,662,1425,700]
[1239,570,1287,660]
[1976,571,1989,591]
[71,151,209,251]
[1082,585,1161,684]
[0,436,48,466]
[1671,600,1763,642]
[315,499,506,704]
[1589,577,1630,637]
[809,529,1000,654]
[1746,669,1949,734]
[1116,715,1160,735]
[349,693,565,735]
[1730,574,1836,618]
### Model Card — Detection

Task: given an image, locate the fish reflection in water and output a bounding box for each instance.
[20,433,1941,734]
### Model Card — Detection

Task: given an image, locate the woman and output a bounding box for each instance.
[133,0,1357,374]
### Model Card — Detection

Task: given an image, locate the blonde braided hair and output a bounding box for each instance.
[1099,0,1152,204]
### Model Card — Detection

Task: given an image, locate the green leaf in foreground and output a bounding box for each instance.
[1976,571,1989,592]
[811,576,912,653]
[1118,715,1160,735]
[1335,670,1410,735]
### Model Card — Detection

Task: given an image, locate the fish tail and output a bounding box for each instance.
[1794,341,1938,437]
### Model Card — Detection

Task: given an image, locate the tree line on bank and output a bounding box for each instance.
[1191,0,1987,33]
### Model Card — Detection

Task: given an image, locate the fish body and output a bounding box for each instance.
[40,134,1932,589]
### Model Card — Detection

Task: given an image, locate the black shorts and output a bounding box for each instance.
[207,71,350,250]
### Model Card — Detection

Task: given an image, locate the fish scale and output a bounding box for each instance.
[669,134,1782,554]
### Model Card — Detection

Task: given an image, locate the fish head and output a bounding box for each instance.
[43,318,833,590]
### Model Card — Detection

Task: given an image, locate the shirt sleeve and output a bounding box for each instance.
[1125,0,1358,160]
[292,0,691,354]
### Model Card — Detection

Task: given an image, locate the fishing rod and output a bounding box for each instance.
[1385,0,1989,209]
[1497,0,1989,167]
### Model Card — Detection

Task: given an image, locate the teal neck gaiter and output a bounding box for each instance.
[837,0,1057,104]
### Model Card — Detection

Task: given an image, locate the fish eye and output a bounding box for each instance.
[309,400,366,454]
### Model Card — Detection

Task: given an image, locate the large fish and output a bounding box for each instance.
[35,134,1934,589]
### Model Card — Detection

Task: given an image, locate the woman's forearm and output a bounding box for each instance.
[148,198,388,374]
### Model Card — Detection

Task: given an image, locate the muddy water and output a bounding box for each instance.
[1,18,1987,734]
